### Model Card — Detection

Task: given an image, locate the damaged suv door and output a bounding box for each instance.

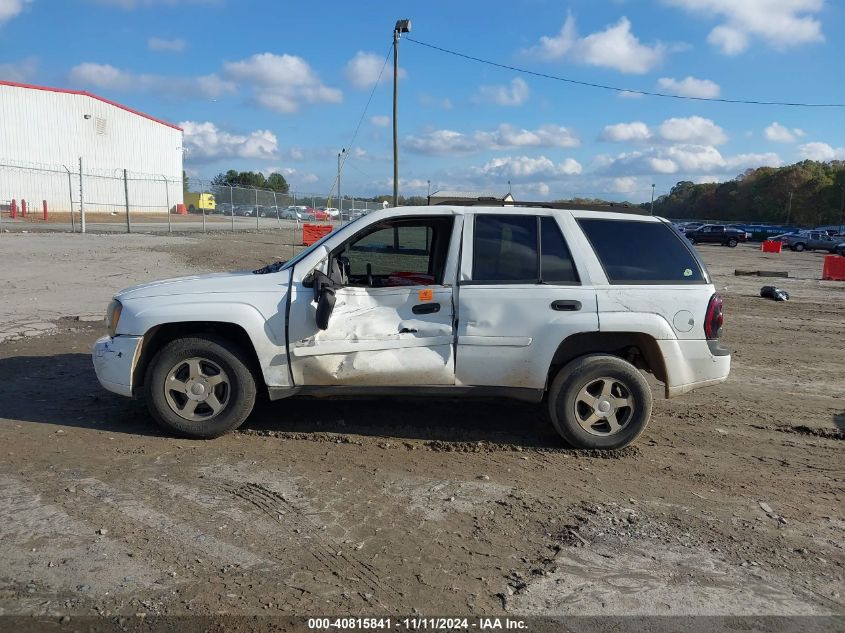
[287,215,461,386]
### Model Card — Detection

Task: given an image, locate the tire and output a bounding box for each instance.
[793,243,805,252]
[727,238,738,247]
[547,354,652,450]
[144,335,257,439]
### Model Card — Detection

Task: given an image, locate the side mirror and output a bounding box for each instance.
[315,286,336,330]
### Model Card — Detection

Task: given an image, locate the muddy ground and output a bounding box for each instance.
[0,233,842,625]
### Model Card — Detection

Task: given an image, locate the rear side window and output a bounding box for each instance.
[471,215,579,284]
[577,218,704,284]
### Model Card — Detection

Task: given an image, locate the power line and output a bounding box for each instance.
[405,37,845,108]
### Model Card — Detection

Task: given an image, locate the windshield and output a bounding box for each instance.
[278,216,366,271]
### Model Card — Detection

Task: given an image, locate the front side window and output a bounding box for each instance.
[334,217,454,287]
[578,218,705,284]
[471,215,579,284]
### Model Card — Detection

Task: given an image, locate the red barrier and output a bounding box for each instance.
[761,240,782,253]
[20,199,27,218]
[822,255,845,281]
[42,200,48,220]
[10,199,16,219]
[302,223,333,246]
[175,203,187,215]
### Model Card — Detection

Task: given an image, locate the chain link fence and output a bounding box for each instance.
[0,161,388,240]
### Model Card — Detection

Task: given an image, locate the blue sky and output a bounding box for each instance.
[1,0,844,201]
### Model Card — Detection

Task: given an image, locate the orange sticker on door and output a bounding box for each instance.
[418,289,434,301]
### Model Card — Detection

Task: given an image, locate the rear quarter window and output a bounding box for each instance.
[577,218,705,284]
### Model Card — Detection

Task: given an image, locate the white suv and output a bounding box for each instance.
[92,206,730,450]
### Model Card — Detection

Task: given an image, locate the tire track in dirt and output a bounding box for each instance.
[224,481,401,606]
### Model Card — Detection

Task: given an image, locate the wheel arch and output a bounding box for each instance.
[546,331,668,390]
[133,321,266,392]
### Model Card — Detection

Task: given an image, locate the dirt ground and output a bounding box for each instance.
[0,233,842,626]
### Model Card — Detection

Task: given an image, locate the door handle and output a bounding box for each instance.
[551,300,581,311]
[412,303,441,315]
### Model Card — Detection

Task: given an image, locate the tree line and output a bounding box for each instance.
[647,160,845,226]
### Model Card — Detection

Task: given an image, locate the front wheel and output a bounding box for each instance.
[727,238,738,247]
[144,335,257,438]
[547,354,652,450]
[793,243,805,252]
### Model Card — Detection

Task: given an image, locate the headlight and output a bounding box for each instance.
[106,299,122,337]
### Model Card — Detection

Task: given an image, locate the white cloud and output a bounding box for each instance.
[148,37,186,52]
[798,142,845,161]
[657,76,720,98]
[69,62,235,98]
[0,0,30,25]
[724,152,784,170]
[600,121,651,143]
[262,167,319,185]
[657,116,727,145]
[664,0,825,54]
[405,124,580,155]
[0,56,37,82]
[764,122,804,143]
[180,120,278,162]
[475,77,529,106]
[223,53,342,113]
[418,93,453,110]
[343,51,403,89]
[477,155,582,181]
[599,143,782,176]
[370,115,390,127]
[527,12,666,74]
[610,177,639,193]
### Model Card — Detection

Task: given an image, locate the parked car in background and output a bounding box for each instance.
[313,207,339,221]
[215,202,232,216]
[685,224,748,247]
[281,206,314,221]
[782,231,845,253]
[233,205,257,217]
[257,206,278,218]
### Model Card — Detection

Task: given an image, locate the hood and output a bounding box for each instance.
[116,270,288,301]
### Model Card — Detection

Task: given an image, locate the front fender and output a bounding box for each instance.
[118,299,290,388]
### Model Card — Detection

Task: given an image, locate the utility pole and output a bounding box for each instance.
[427,179,431,205]
[393,19,411,208]
[839,186,844,235]
[650,183,655,215]
[786,191,793,226]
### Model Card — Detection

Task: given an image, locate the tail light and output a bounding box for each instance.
[704,293,724,339]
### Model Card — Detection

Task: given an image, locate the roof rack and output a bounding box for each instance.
[430,197,648,214]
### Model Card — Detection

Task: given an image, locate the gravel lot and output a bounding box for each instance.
[0,233,842,624]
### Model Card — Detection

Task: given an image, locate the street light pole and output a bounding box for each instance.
[650,183,655,215]
[338,148,345,218]
[393,19,411,208]
[839,186,844,235]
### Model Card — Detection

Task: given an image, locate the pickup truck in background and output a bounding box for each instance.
[781,231,845,253]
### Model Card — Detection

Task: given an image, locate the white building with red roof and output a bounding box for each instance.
[0,80,184,214]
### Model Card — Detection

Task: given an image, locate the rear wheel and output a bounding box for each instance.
[793,243,805,252]
[547,355,652,450]
[727,237,738,247]
[144,335,257,439]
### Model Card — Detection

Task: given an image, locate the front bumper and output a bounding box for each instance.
[91,335,143,397]
[658,338,731,398]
